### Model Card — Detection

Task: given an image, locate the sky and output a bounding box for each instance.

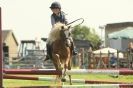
[0,0,133,43]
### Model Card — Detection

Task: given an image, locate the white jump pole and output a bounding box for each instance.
[66,69,120,75]
[62,84,133,88]
[4,69,133,75]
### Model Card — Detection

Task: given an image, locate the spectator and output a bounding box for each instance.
[127,42,133,69]
[110,53,117,68]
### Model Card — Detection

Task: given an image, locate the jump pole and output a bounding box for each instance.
[3,75,129,84]
[5,86,61,88]
[5,84,133,88]
[62,84,133,88]
[3,69,61,75]
[0,7,3,88]
[4,69,133,75]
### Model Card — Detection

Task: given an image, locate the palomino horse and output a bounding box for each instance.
[47,22,72,85]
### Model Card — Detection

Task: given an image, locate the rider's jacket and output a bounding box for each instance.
[51,11,68,27]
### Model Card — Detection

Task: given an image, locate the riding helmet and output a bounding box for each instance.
[50,2,61,9]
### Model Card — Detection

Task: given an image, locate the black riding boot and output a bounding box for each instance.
[44,43,51,61]
[71,42,78,55]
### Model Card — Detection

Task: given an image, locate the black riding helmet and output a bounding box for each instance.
[50,2,61,9]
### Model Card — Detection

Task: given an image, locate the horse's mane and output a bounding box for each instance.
[47,22,68,44]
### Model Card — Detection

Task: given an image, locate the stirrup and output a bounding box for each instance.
[44,55,50,61]
[73,50,77,55]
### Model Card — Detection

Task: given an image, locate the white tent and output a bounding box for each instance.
[93,47,123,58]
[93,47,117,54]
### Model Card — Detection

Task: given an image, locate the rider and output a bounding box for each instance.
[44,1,77,61]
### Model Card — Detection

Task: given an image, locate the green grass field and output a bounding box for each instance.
[3,74,133,87]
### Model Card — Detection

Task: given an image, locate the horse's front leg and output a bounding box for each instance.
[65,55,71,69]
[52,54,62,70]
[62,57,71,84]
[68,60,72,85]
[52,54,62,85]
[62,58,72,85]
[62,59,68,82]
[61,57,69,82]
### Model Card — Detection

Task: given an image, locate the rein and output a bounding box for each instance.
[66,18,84,27]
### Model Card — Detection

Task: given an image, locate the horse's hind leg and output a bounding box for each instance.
[68,75,72,85]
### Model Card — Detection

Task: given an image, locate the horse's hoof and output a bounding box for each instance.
[64,65,68,69]
[59,67,63,70]
[61,78,66,82]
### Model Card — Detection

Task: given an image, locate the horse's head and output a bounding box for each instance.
[48,22,72,46]
[60,25,71,40]
[60,25,72,46]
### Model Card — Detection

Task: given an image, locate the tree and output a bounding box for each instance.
[71,25,101,49]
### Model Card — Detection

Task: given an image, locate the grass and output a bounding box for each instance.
[4,79,49,87]
[3,74,133,87]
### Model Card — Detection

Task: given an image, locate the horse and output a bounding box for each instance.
[47,22,73,85]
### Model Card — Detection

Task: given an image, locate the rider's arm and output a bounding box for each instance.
[51,15,55,27]
[64,15,68,25]
[62,11,68,25]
